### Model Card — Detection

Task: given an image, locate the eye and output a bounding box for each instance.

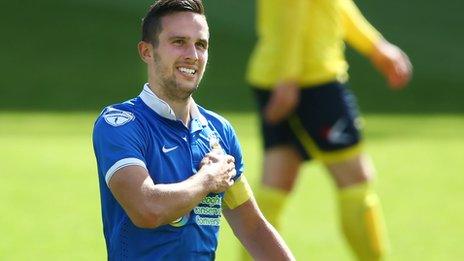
[196,41,207,50]
[172,39,184,46]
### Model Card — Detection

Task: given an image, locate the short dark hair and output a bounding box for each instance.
[141,0,205,45]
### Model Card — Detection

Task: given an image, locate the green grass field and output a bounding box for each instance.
[1,112,463,260]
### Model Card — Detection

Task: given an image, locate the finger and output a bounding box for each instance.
[264,86,285,123]
[202,155,215,164]
[229,169,237,178]
[395,50,412,82]
[199,157,210,167]
[399,50,412,69]
[400,52,413,78]
[393,60,410,87]
[226,163,235,173]
[388,72,405,89]
[225,155,235,163]
[230,162,236,170]
[205,152,222,162]
[265,105,288,124]
[385,58,404,88]
[227,179,235,187]
[395,53,410,74]
[264,100,279,123]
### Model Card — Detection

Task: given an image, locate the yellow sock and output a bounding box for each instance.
[338,182,388,261]
[240,185,288,261]
[255,185,288,229]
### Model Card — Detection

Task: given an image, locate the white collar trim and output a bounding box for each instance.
[139,83,207,126]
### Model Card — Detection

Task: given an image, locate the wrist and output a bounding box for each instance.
[370,38,389,60]
[194,168,214,193]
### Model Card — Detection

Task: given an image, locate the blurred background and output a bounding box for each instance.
[1,0,463,260]
[2,0,463,112]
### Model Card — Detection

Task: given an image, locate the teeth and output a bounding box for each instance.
[179,67,196,75]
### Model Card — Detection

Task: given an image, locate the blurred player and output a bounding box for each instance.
[93,0,294,260]
[244,0,412,260]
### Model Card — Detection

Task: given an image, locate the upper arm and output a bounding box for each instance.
[93,107,147,186]
[222,175,264,234]
[108,165,154,227]
[93,108,154,226]
[223,199,263,235]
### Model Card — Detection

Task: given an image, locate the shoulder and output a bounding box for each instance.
[93,98,145,136]
[198,106,233,131]
[198,106,239,143]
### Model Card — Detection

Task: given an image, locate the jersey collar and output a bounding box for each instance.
[139,83,208,128]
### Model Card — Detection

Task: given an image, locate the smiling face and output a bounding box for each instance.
[140,11,209,102]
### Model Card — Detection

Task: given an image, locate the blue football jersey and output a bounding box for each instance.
[93,84,244,260]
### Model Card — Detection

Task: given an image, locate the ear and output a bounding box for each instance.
[138,41,154,64]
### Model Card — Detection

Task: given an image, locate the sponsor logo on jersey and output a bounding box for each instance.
[103,108,135,127]
[194,195,222,227]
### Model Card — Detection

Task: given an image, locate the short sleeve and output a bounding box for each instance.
[222,121,252,209]
[224,122,244,181]
[92,108,147,186]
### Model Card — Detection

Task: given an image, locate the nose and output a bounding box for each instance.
[184,43,199,62]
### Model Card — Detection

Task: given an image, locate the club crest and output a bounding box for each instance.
[103,108,135,127]
[209,133,221,150]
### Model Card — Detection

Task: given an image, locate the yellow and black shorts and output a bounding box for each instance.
[253,81,364,164]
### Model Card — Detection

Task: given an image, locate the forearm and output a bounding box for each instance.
[239,218,293,260]
[139,173,210,228]
[110,152,236,229]
[224,200,294,260]
[109,165,212,228]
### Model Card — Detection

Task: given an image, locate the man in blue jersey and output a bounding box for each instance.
[92,0,294,260]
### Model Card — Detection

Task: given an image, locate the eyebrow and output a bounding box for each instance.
[169,36,209,46]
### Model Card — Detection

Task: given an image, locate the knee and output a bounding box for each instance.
[327,154,376,188]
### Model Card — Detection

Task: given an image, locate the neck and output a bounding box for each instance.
[147,81,191,126]
[169,99,191,126]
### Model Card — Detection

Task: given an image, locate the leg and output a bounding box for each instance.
[325,154,388,261]
[325,153,373,189]
[262,145,302,192]
[291,82,388,260]
[241,145,302,261]
[241,88,306,260]
[251,87,305,228]
[258,145,303,230]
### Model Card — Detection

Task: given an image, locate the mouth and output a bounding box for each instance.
[177,66,197,78]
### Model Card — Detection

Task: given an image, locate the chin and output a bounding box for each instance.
[179,79,200,91]
[176,83,199,99]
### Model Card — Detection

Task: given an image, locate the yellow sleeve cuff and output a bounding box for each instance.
[223,175,253,209]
